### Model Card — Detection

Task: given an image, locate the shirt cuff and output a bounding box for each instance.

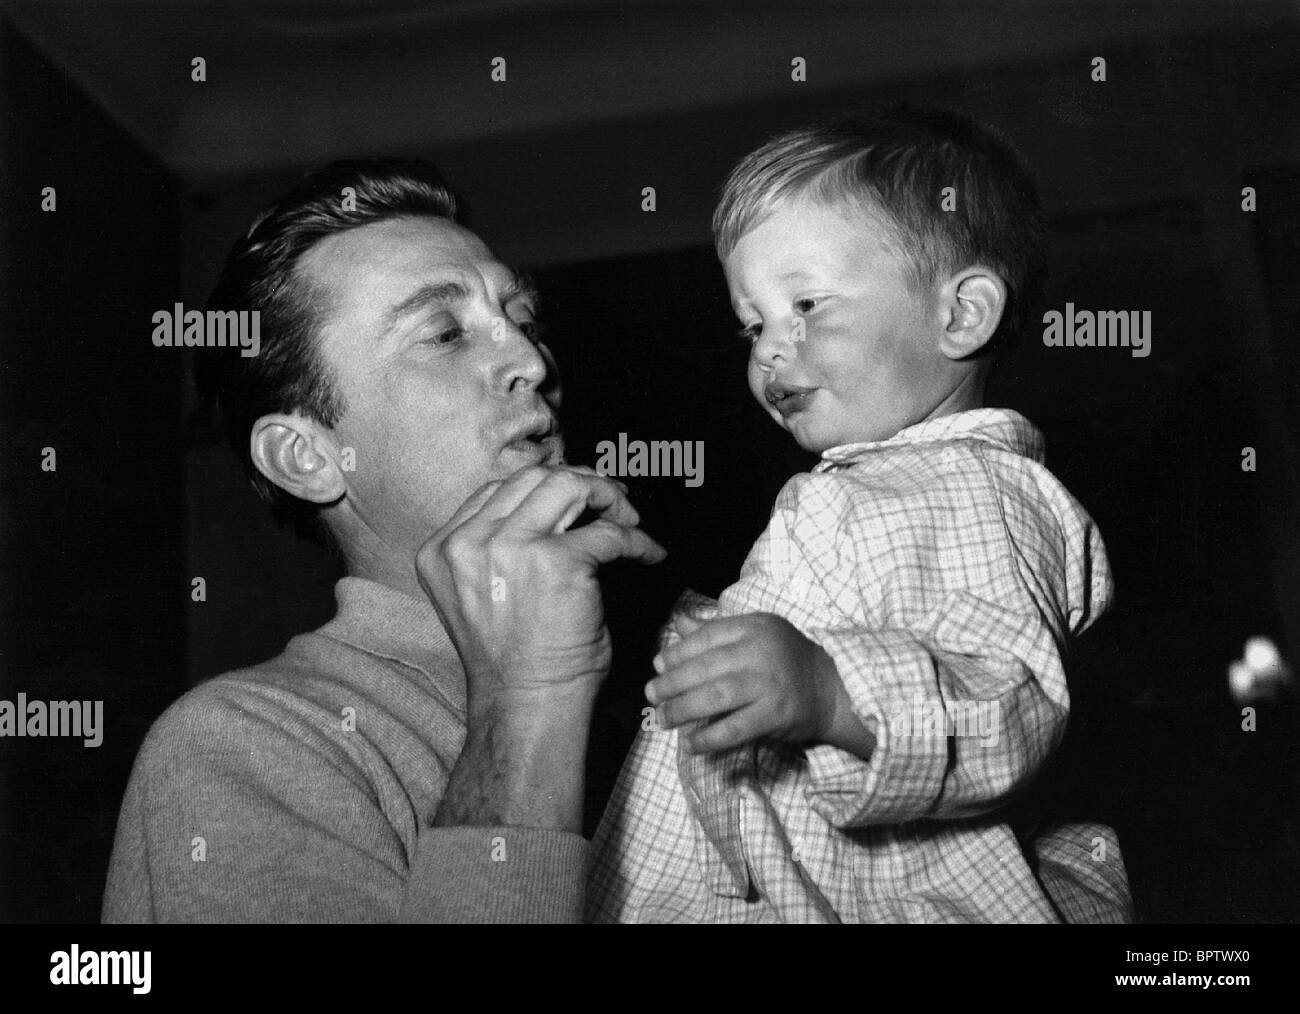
[803,628,950,828]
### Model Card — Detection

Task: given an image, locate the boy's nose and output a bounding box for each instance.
[752,326,796,367]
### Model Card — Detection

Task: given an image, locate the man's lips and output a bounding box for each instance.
[505,414,557,443]
[764,382,817,419]
[502,415,562,459]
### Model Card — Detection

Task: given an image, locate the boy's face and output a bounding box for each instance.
[723,196,958,453]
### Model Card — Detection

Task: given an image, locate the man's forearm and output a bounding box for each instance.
[434,689,594,833]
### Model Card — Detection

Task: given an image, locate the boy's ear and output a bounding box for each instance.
[249,412,347,505]
[938,267,1006,360]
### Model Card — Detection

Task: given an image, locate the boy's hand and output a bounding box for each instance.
[647,612,872,757]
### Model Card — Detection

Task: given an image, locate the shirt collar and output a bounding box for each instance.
[814,408,1044,471]
[317,576,465,711]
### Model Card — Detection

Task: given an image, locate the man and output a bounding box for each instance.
[102,158,665,922]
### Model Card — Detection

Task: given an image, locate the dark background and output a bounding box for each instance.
[2,0,1298,922]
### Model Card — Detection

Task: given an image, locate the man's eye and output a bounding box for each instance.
[517,319,548,344]
[737,322,761,343]
[423,325,464,346]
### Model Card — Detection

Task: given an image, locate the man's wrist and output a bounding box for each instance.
[465,676,600,726]
[434,683,596,832]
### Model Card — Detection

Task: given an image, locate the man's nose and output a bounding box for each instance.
[494,318,552,392]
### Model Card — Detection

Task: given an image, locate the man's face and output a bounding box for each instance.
[723,196,951,452]
[301,215,563,551]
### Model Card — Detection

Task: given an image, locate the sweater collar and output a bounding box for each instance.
[814,407,1044,470]
[318,576,464,710]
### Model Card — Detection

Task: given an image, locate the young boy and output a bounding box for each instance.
[586,108,1133,923]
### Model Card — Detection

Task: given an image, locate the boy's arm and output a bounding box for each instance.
[821,669,878,758]
[802,610,1069,829]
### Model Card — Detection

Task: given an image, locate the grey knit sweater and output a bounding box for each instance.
[102,576,588,923]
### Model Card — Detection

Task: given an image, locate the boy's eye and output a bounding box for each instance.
[794,298,817,314]
[737,322,762,343]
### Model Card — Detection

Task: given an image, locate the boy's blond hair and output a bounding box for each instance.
[713,106,1047,354]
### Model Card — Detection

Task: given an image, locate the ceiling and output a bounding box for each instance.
[4,0,1291,179]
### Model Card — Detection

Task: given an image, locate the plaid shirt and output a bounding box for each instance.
[588,408,1133,923]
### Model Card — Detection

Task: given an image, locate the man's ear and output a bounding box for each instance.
[938,267,1006,360]
[249,413,346,505]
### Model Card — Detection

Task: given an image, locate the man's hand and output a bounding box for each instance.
[647,612,874,759]
[417,464,666,830]
[419,464,665,699]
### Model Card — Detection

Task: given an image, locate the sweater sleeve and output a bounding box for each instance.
[101,682,587,923]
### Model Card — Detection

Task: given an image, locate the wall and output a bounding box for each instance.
[0,15,184,920]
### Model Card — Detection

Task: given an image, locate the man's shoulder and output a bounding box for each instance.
[137,641,337,768]
[137,630,403,774]
[163,629,352,713]
[133,623,466,801]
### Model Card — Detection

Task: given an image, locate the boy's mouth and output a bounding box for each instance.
[764,381,817,418]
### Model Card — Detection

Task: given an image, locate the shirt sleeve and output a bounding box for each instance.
[101,683,587,924]
[720,458,1108,830]
[802,614,1068,828]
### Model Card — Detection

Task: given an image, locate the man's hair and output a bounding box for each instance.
[712,106,1047,354]
[196,158,459,544]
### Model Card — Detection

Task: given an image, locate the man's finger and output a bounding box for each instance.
[510,469,641,533]
[430,478,507,539]
[437,466,553,538]
[562,517,667,566]
[439,465,628,542]
[568,463,630,494]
